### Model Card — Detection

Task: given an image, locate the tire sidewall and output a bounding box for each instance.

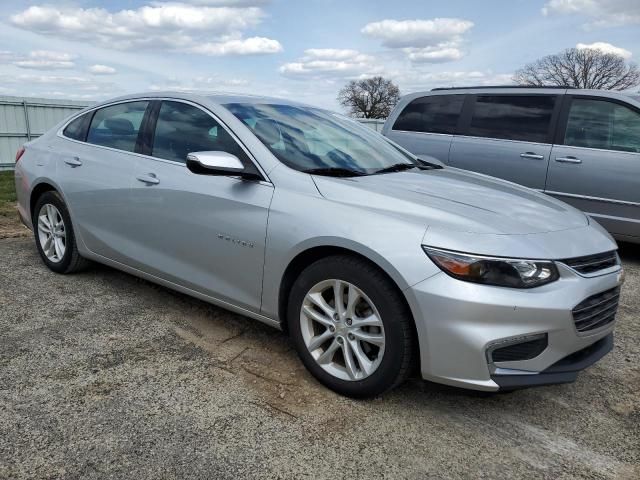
[32,191,78,274]
[288,256,411,397]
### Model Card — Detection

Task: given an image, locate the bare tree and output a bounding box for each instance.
[514,48,640,90]
[338,76,400,118]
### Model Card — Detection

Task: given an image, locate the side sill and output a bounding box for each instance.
[82,250,283,331]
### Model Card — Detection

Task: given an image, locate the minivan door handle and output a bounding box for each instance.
[520,152,545,160]
[64,156,82,167]
[555,156,582,164]
[136,173,160,185]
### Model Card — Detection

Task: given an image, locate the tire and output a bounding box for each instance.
[32,191,90,274]
[288,255,415,398]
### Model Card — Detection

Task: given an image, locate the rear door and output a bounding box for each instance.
[384,94,465,163]
[57,100,150,262]
[127,99,274,312]
[448,94,559,189]
[546,95,640,239]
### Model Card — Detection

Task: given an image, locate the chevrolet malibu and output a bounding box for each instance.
[14,92,625,397]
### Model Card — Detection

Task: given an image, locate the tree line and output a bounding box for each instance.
[338,47,640,119]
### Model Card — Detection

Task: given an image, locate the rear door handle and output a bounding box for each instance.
[520,152,545,160]
[136,173,160,185]
[64,157,82,167]
[555,156,582,164]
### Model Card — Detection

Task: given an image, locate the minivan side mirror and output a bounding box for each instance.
[186,151,261,180]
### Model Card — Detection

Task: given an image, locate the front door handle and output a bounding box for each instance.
[136,174,160,185]
[520,152,545,160]
[555,156,582,164]
[64,157,82,167]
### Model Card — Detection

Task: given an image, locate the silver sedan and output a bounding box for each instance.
[13,92,624,397]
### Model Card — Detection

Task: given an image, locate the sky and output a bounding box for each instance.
[0,0,638,111]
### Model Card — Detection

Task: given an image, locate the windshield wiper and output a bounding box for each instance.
[373,163,418,174]
[303,167,366,177]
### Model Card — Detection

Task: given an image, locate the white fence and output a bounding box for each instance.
[0,96,89,170]
[0,95,386,170]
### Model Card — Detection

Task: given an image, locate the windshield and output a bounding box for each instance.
[224,103,416,175]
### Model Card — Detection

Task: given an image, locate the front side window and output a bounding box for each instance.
[63,113,90,141]
[564,98,640,153]
[151,101,248,164]
[86,101,149,152]
[468,95,556,143]
[224,103,417,174]
[393,95,464,134]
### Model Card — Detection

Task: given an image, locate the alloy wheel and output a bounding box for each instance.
[37,203,66,263]
[299,279,386,381]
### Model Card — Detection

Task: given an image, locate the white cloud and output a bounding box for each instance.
[279,49,381,79]
[190,37,282,55]
[10,3,281,56]
[407,46,465,63]
[149,76,250,92]
[361,18,473,63]
[361,18,474,48]
[576,41,633,59]
[88,64,117,75]
[12,50,76,70]
[543,0,640,27]
[394,70,514,92]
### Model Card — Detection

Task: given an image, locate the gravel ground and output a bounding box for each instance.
[0,230,638,479]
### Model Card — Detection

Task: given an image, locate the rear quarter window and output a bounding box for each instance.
[63,113,90,141]
[393,95,464,134]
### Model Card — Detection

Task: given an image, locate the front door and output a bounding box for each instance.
[546,96,640,240]
[127,100,274,312]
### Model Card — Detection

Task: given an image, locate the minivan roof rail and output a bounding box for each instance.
[430,85,575,91]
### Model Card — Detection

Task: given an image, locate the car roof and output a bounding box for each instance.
[401,86,637,102]
[88,91,314,110]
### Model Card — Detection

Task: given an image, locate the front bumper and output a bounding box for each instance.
[406,263,624,391]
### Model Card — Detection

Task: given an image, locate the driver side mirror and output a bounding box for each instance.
[186,151,261,180]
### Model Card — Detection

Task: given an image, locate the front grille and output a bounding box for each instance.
[491,334,548,362]
[561,251,618,275]
[572,287,621,333]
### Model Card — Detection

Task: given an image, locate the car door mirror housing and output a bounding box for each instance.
[186,151,261,180]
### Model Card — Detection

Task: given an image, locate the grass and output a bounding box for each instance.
[0,170,17,204]
[0,171,16,216]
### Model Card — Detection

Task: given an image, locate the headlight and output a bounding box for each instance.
[423,247,559,288]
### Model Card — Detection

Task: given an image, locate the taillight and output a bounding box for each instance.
[15,146,25,164]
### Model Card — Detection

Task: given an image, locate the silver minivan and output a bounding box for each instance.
[383,87,640,244]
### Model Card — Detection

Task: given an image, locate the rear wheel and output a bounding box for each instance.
[288,255,415,398]
[32,191,89,274]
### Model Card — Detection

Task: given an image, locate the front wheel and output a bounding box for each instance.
[288,255,415,398]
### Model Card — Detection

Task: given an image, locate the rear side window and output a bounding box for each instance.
[468,95,556,143]
[393,95,464,134]
[151,101,249,164]
[63,113,90,141]
[86,101,149,152]
[564,98,640,153]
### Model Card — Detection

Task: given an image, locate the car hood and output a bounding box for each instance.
[312,167,588,235]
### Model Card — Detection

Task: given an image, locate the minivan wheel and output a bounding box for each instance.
[32,191,89,274]
[288,255,415,398]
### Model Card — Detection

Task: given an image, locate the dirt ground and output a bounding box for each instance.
[0,211,638,479]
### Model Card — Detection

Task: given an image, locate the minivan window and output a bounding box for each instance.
[86,101,148,152]
[468,95,556,143]
[564,98,640,153]
[393,95,464,134]
[151,101,249,164]
[63,113,89,141]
